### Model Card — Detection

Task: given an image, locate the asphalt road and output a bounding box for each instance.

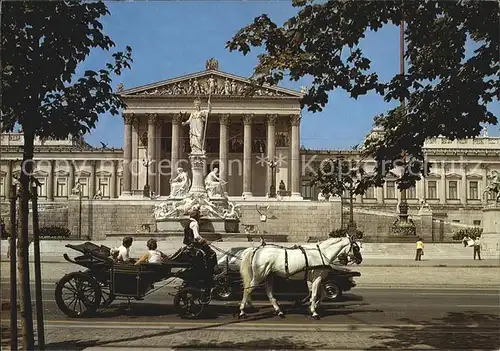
[1,281,499,350]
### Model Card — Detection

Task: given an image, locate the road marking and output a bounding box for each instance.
[457,304,500,308]
[417,292,499,296]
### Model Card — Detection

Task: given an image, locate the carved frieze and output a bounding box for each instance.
[132,74,287,98]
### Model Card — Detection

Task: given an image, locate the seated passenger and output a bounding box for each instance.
[116,236,134,263]
[135,238,169,265]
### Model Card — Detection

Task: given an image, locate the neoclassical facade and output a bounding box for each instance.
[1,62,499,229]
[118,62,303,198]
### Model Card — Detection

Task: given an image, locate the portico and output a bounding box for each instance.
[119,60,304,199]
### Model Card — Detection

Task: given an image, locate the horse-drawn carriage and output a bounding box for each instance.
[54,242,221,319]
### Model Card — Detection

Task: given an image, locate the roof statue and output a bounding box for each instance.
[205,58,219,71]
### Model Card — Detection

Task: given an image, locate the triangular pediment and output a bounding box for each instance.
[120,69,303,99]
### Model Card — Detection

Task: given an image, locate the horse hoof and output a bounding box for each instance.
[278,311,285,318]
[311,314,320,320]
[238,313,247,319]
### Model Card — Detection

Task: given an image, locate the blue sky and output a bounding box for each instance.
[80,1,499,149]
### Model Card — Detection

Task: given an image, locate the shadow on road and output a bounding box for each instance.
[367,311,500,350]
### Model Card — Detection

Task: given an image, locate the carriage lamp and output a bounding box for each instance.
[142,158,152,198]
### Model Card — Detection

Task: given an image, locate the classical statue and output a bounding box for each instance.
[484,170,500,204]
[182,98,211,153]
[317,192,327,201]
[224,78,231,95]
[204,167,226,197]
[169,167,191,198]
[71,181,81,195]
[418,198,432,213]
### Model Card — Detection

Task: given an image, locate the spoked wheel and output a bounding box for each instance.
[55,272,102,318]
[173,287,204,319]
[214,277,233,300]
[99,282,114,307]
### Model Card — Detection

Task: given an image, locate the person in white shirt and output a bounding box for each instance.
[116,236,133,263]
[135,238,168,265]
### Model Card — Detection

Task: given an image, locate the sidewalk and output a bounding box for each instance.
[1,256,498,267]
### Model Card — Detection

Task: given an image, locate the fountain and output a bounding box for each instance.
[153,96,241,234]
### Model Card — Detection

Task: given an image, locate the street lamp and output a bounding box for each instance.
[265,158,279,198]
[142,157,152,198]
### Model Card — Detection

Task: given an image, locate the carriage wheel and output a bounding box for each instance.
[173,287,204,319]
[99,282,114,307]
[55,272,102,318]
[323,281,342,302]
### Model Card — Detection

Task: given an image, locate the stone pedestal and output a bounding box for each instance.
[418,211,433,241]
[189,152,206,195]
[482,206,500,258]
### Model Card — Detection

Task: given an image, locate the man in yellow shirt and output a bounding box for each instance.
[415,238,424,261]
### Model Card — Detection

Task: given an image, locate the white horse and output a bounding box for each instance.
[238,235,362,319]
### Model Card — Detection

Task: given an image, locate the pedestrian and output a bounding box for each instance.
[473,236,482,260]
[415,237,424,261]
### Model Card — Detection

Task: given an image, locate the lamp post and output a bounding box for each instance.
[265,158,279,198]
[142,157,152,198]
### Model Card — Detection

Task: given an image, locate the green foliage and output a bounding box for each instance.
[227,0,498,189]
[309,158,371,196]
[329,228,364,239]
[39,226,71,238]
[452,227,483,241]
[1,1,133,139]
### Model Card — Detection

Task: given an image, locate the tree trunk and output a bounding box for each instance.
[17,129,35,350]
[9,184,18,351]
[31,184,45,349]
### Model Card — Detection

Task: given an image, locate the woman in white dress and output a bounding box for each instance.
[135,239,168,265]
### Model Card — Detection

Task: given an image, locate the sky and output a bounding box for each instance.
[79,1,499,149]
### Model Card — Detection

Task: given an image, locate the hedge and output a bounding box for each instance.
[39,226,71,238]
[452,227,482,241]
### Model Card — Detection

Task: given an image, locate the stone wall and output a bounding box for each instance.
[1,202,68,235]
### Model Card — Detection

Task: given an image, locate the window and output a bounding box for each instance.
[98,177,109,198]
[385,181,396,199]
[0,177,4,198]
[469,181,479,200]
[301,181,312,199]
[427,181,437,199]
[37,178,46,198]
[118,178,123,196]
[77,178,89,198]
[473,220,481,226]
[407,186,416,199]
[56,177,67,197]
[448,181,458,199]
[364,186,375,199]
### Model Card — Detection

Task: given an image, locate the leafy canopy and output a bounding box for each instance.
[310,158,368,197]
[1,0,132,139]
[227,0,499,188]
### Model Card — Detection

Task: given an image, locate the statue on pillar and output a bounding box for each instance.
[182,97,211,154]
[484,170,500,205]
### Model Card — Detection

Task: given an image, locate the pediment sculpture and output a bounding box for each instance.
[133,74,288,98]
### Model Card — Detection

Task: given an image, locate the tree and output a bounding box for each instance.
[309,157,368,233]
[1,1,132,348]
[227,0,499,188]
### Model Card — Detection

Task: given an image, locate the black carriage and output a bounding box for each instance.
[55,242,215,319]
[212,247,361,303]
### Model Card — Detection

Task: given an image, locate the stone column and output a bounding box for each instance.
[481,164,489,205]
[219,114,230,194]
[131,117,140,192]
[242,114,253,197]
[290,114,301,198]
[122,114,133,196]
[439,162,447,204]
[171,113,182,180]
[461,163,468,205]
[5,160,13,196]
[376,187,384,204]
[47,160,55,201]
[110,160,118,198]
[89,160,97,198]
[266,114,277,195]
[417,178,425,200]
[68,161,75,193]
[147,113,158,193]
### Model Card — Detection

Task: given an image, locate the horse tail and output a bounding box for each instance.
[240,247,255,290]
